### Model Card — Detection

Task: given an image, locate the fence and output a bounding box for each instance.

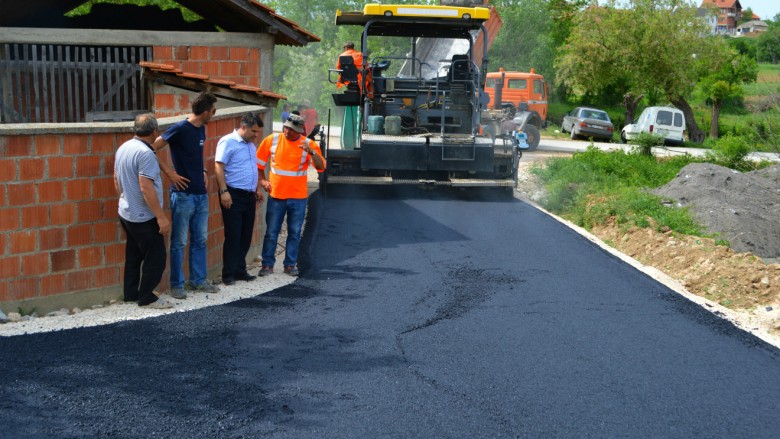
[0,44,152,123]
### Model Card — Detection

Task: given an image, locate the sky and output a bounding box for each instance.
[739,0,780,21]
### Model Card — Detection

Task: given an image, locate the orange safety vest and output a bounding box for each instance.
[256,133,325,200]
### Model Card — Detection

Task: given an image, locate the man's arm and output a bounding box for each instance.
[304,141,325,171]
[138,175,171,235]
[151,135,190,190]
[214,161,232,209]
[113,171,121,197]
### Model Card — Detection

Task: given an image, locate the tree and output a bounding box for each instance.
[756,27,780,64]
[699,52,758,138]
[739,7,754,25]
[556,0,726,142]
[489,0,556,84]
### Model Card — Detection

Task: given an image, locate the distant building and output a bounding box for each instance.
[699,0,743,36]
[736,20,769,36]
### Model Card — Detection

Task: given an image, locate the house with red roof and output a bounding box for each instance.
[700,0,743,35]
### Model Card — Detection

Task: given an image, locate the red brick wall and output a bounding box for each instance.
[152,45,261,118]
[0,112,261,308]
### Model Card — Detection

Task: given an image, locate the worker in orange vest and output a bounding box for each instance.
[336,41,364,90]
[256,113,325,276]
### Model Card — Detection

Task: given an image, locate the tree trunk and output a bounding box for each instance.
[710,100,722,139]
[623,92,644,128]
[671,98,706,143]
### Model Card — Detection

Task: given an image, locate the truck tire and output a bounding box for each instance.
[525,125,540,151]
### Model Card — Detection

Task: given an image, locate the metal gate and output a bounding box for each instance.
[0,44,152,123]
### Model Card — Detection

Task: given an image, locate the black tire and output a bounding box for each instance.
[620,131,627,144]
[524,125,540,151]
[570,128,577,141]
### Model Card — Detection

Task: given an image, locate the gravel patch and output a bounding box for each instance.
[0,273,294,337]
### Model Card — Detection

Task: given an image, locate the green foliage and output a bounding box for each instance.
[17,306,37,317]
[704,134,754,170]
[66,0,201,21]
[489,0,557,88]
[632,132,663,157]
[728,36,757,59]
[756,27,780,64]
[532,148,707,235]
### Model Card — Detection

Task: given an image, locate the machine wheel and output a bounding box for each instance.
[524,125,540,151]
[570,128,578,140]
[620,131,628,144]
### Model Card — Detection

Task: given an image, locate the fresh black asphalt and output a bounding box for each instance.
[2,188,779,438]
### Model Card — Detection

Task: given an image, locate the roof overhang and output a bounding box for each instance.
[141,62,286,107]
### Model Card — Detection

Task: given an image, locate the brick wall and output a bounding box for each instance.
[152,45,261,118]
[0,107,265,313]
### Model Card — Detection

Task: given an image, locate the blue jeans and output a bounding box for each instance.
[170,192,209,288]
[261,197,307,269]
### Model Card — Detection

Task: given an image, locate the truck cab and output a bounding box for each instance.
[484,69,548,124]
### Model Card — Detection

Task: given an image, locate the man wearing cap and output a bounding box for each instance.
[215,112,264,286]
[256,113,325,276]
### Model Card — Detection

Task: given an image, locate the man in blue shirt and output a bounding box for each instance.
[114,114,173,309]
[214,112,265,285]
[153,91,219,298]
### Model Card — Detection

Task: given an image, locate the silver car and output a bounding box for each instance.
[561,107,614,142]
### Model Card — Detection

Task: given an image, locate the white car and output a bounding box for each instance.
[621,106,686,146]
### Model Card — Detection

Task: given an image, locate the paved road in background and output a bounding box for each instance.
[2,189,779,438]
[537,137,780,162]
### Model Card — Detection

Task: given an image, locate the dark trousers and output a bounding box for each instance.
[119,217,166,306]
[220,187,257,280]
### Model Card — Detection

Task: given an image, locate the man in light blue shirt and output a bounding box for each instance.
[214,112,265,285]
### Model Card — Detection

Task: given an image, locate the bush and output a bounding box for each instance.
[706,134,753,170]
[632,132,663,157]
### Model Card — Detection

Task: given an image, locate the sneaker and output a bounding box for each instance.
[141,296,174,309]
[170,287,187,300]
[185,281,220,293]
[222,277,235,286]
[258,266,273,277]
[284,266,299,276]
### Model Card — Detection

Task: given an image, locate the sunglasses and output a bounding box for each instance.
[287,117,304,126]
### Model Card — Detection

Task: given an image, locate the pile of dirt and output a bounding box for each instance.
[652,163,780,259]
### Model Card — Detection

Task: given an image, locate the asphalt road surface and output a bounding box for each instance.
[2,188,779,438]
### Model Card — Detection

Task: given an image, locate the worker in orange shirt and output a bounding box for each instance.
[256,113,325,276]
[336,41,364,90]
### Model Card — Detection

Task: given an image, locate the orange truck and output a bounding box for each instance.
[481,68,548,150]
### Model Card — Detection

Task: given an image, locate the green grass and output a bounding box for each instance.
[532,147,710,236]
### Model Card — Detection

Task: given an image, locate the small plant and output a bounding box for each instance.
[706,134,753,171]
[17,306,37,317]
[632,132,664,157]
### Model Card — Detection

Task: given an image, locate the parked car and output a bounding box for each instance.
[561,107,615,142]
[621,106,686,146]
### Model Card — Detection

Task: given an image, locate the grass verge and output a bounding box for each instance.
[531,147,709,236]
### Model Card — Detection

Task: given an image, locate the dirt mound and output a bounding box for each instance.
[652,163,780,259]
